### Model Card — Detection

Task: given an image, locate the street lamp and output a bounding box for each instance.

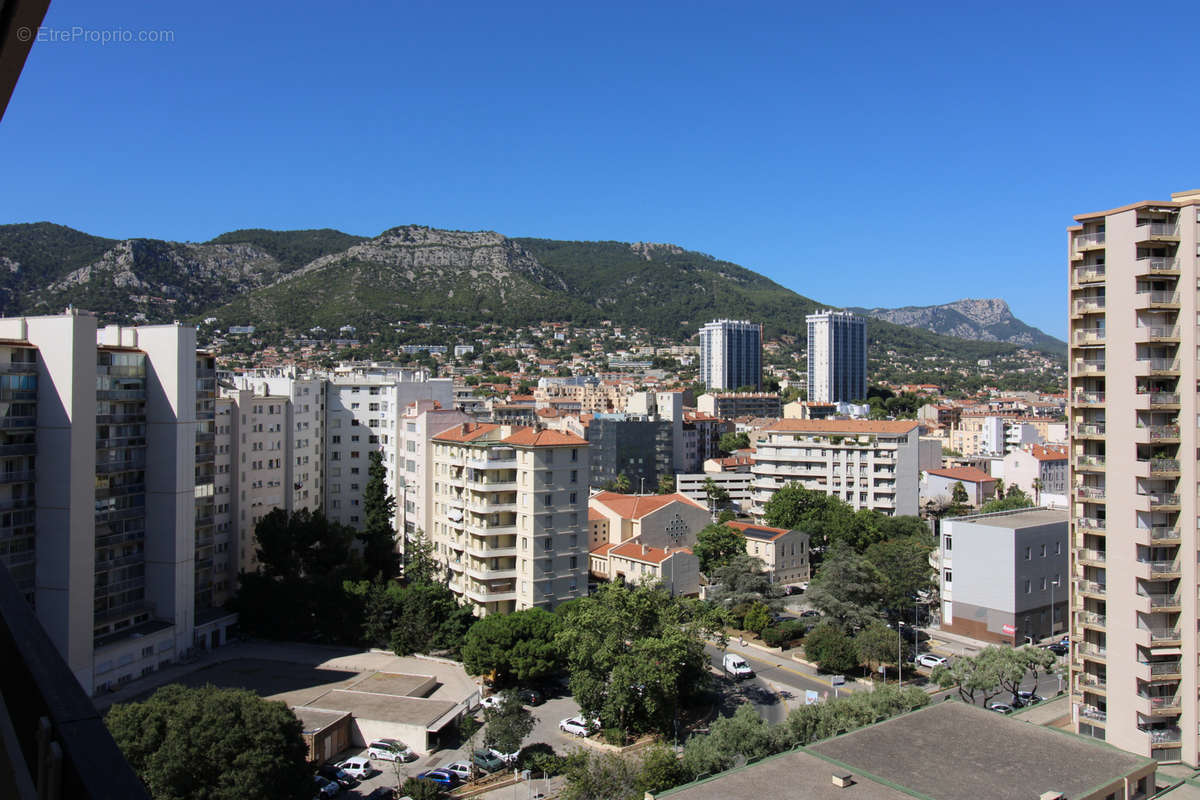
[1050,576,1060,638]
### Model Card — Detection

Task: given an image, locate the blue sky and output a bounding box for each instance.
[3,1,1199,339]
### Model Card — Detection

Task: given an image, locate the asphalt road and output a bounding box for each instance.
[705,642,861,726]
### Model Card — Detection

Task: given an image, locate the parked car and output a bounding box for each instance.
[1015,691,1046,705]
[367,738,417,762]
[988,702,1015,714]
[559,716,597,737]
[800,609,820,618]
[316,764,357,788]
[1046,642,1068,656]
[472,748,506,772]
[480,694,504,709]
[723,653,754,679]
[336,758,374,779]
[914,654,947,669]
[517,688,545,706]
[313,775,340,798]
[416,770,459,787]
[441,761,472,781]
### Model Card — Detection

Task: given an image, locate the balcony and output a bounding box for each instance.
[1075,455,1106,471]
[1075,232,1106,250]
[1072,360,1106,376]
[1072,328,1106,346]
[1073,392,1105,406]
[1143,560,1181,579]
[1072,297,1106,315]
[1078,548,1107,565]
[1138,391,1180,408]
[1137,694,1182,717]
[1074,423,1105,438]
[1080,705,1107,723]
[1135,222,1180,242]
[1135,423,1180,443]
[1135,290,1180,309]
[0,415,36,429]
[1148,526,1181,542]
[1134,358,1180,376]
[1148,458,1181,476]
[1079,610,1107,628]
[1073,265,1107,284]
[1147,627,1181,644]
[1076,517,1106,533]
[1143,726,1182,746]
[1077,580,1107,598]
[1136,256,1180,274]
[1134,325,1180,342]
[1076,487,1106,502]
[1144,492,1180,510]
[1078,673,1107,692]
[1144,593,1182,611]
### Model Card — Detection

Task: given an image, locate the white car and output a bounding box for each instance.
[559,716,596,737]
[988,702,1015,714]
[489,746,520,764]
[441,761,472,781]
[479,694,503,710]
[336,757,373,778]
[367,738,417,762]
[915,654,948,669]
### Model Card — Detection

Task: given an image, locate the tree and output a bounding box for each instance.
[360,451,398,579]
[388,581,476,656]
[635,745,688,796]
[1031,478,1043,505]
[562,751,640,800]
[655,474,676,494]
[693,523,747,574]
[855,621,900,673]
[950,481,969,507]
[993,477,1005,499]
[557,582,712,736]
[980,486,1033,514]
[400,777,448,799]
[253,508,357,581]
[613,473,632,494]
[742,602,770,635]
[703,477,731,512]
[483,691,535,756]
[106,684,311,800]
[707,554,782,609]
[805,544,885,630]
[461,608,563,684]
[930,646,1011,705]
[863,536,935,613]
[800,622,860,674]
[718,431,750,454]
[403,528,441,584]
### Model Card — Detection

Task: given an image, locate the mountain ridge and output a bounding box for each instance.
[0,222,1063,365]
[848,298,1064,354]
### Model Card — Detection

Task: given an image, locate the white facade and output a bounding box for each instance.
[806,310,867,404]
[698,319,762,391]
[750,419,920,517]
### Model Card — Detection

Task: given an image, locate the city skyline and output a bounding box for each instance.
[2,2,1199,339]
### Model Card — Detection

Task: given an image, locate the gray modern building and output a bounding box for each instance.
[938,507,1068,645]
[585,413,674,491]
[806,309,867,403]
[698,319,762,391]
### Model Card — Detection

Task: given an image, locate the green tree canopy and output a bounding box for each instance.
[482,691,536,756]
[718,431,751,454]
[805,544,885,630]
[460,607,563,684]
[854,621,901,672]
[106,684,311,800]
[656,474,677,494]
[801,621,860,674]
[692,523,747,574]
[253,508,356,581]
[979,485,1034,514]
[707,554,782,609]
[702,477,731,510]
[557,582,713,735]
[863,536,935,613]
[360,451,398,579]
[613,473,632,494]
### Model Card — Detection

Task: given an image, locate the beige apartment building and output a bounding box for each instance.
[430,423,589,615]
[1068,188,1200,765]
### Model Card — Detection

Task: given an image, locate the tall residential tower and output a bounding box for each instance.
[698,319,762,391]
[1068,188,1200,765]
[806,310,867,403]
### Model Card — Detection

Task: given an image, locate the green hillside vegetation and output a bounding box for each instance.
[207,228,368,269]
[0,223,119,315]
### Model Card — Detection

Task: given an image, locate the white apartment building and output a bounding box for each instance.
[430,423,589,615]
[395,399,472,542]
[0,312,236,697]
[1068,189,1200,764]
[806,310,867,404]
[698,319,762,391]
[750,419,920,517]
[324,371,452,533]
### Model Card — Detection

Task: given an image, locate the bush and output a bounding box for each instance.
[778,619,808,642]
[518,743,565,776]
[727,602,753,630]
[801,622,860,674]
[761,626,784,648]
[602,727,629,746]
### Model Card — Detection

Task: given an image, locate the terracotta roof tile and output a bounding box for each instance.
[432,423,500,443]
[501,428,589,447]
[926,466,996,483]
[609,541,692,565]
[590,491,706,519]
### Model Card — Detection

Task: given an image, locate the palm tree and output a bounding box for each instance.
[1031,478,1043,506]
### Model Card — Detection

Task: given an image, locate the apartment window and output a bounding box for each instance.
[351,435,360,442]
[351,402,360,409]
[569,492,577,504]
[545,451,554,464]
[943,535,952,551]
[944,569,952,583]
[569,556,578,569]
[1040,544,1046,558]
[1024,546,1031,560]
[571,448,578,462]
[543,494,552,507]
[543,538,553,551]
[331,435,341,444]
[570,469,578,484]
[1024,579,1031,593]
[350,451,360,459]
[1055,540,1062,555]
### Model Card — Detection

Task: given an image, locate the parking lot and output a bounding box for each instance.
[329,688,585,797]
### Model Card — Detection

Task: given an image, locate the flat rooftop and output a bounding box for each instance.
[656,748,913,799]
[951,507,1067,530]
[345,671,437,698]
[808,701,1151,800]
[302,689,456,729]
[292,707,350,735]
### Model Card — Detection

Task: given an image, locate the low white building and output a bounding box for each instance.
[1001,444,1068,508]
[675,472,753,514]
[725,521,809,585]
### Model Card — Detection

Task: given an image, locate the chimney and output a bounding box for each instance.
[831,773,854,789]
[642,544,648,555]
[461,422,470,434]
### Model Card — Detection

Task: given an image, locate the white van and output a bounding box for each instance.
[723,653,754,679]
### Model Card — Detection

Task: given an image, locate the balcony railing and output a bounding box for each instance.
[1077,581,1107,596]
[1143,424,1180,440]
[1079,641,1107,658]
[1137,256,1180,272]
[1073,298,1107,314]
[1146,392,1180,405]
[1144,726,1182,744]
[1148,627,1180,641]
[1077,517,1106,531]
[1075,423,1105,436]
[1137,358,1179,373]
[1145,493,1180,508]
[1073,360,1106,374]
[1074,392,1105,404]
[1075,232,1106,248]
[1149,458,1181,473]
[1076,455,1106,468]
[1149,526,1180,541]
[1149,661,1183,676]
[1140,290,1180,305]
[1138,325,1180,339]
[1079,548,1107,563]
[1141,560,1180,575]
[1080,705,1107,722]
[1080,610,1107,626]
[1141,694,1181,711]
[1145,593,1181,608]
[1074,266,1106,283]
[1077,487,1106,501]
[1137,222,1179,238]
[1079,674,1107,691]
[1073,328,1105,344]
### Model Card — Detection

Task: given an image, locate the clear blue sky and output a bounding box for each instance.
[3,1,1199,339]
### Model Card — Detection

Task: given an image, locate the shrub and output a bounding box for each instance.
[761,626,784,648]
[602,727,629,746]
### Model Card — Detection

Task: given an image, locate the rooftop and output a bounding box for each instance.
[725,521,791,541]
[947,506,1068,530]
[609,541,692,565]
[808,701,1151,800]
[590,491,707,519]
[925,466,995,483]
[300,689,457,729]
[765,418,919,435]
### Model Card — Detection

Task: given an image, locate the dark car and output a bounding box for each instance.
[1046,642,1068,656]
[472,748,506,773]
[316,764,357,788]
[417,769,460,787]
[800,609,820,618]
[518,688,545,706]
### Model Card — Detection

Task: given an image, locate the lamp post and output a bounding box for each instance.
[1050,576,1060,638]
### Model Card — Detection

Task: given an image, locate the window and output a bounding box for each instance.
[1024,546,1031,560]
[1024,579,1031,593]
[569,556,578,569]
[331,435,341,444]
[570,469,578,483]
[1055,540,1062,555]
[944,569,952,583]
[543,494,552,507]
[569,492,577,504]
[543,538,553,551]
[1041,577,1047,590]
[571,448,578,462]
[943,535,952,551]
[1040,544,1046,558]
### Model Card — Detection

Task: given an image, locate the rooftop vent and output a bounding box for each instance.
[832,772,854,789]
[1038,793,1065,800]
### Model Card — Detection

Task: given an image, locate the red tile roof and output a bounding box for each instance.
[501,428,588,447]
[725,521,791,541]
[587,508,606,522]
[589,542,618,557]
[590,491,706,519]
[609,541,692,565]
[432,422,500,443]
[1030,444,1068,461]
[926,466,996,484]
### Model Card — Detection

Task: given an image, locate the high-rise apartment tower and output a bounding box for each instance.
[698,319,762,391]
[806,310,867,403]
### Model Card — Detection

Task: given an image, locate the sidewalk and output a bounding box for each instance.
[924,627,991,656]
